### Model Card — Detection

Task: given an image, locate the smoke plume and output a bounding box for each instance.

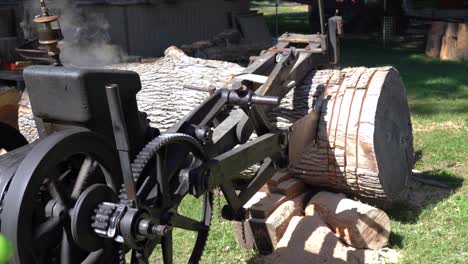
[21,0,125,67]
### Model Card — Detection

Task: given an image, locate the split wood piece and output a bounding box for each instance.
[249,193,287,219]
[248,194,306,254]
[429,22,468,61]
[426,22,446,58]
[440,22,461,61]
[266,169,292,190]
[267,215,377,264]
[290,67,413,205]
[0,86,22,129]
[272,178,305,199]
[288,108,321,166]
[308,191,390,250]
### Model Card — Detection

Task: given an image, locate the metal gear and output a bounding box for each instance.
[127,133,213,264]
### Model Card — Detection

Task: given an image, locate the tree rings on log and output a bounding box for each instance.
[277,67,413,205]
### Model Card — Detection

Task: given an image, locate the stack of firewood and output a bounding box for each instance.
[234,174,392,263]
[426,22,468,61]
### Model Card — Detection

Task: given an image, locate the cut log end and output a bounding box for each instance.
[280,67,413,205]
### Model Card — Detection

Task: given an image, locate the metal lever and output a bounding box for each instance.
[227,90,279,107]
[105,83,138,206]
[251,94,279,106]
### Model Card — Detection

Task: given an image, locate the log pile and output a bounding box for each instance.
[426,22,468,61]
[234,188,392,262]
[233,170,307,254]
[180,29,269,63]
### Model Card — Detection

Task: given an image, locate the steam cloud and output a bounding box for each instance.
[21,0,125,67]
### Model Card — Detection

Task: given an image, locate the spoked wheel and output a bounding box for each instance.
[1,128,123,264]
[128,133,213,264]
[0,122,28,154]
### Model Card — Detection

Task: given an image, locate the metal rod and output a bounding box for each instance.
[318,0,325,35]
[275,0,279,38]
[105,83,138,206]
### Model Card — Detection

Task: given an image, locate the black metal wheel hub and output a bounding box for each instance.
[0,122,28,153]
[1,128,123,264]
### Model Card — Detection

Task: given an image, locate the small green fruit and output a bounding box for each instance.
[0,235,13,264]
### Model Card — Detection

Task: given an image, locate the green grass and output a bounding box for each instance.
[251,1,311,35]
[251,5,308,16]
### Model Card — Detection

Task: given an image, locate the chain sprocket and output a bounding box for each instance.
[125,133,213,264]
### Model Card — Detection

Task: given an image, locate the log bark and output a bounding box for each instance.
[284,67,413,205]
[307,191,390,250]
[17,46,245,142]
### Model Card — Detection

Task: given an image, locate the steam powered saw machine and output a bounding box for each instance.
[0,1,342,263]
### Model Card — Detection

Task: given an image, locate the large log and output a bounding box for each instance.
[18,46,245,142]
[306,191,390,250]
[283,67,413,205]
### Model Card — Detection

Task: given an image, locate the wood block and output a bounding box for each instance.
[288,109,320,166]
[259,184,270,193]
[243,191,268,210]
[272,178,305,199]
[249,199,303,254]
[249,193,287,219]
[266,169,291,190]
[309,191,391,249]
[269,215,374,263]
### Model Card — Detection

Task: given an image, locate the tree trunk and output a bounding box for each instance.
[306,191,390,250]
[278,67,413,205]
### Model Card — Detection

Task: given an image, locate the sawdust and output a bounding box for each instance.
[413,120,466,132]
